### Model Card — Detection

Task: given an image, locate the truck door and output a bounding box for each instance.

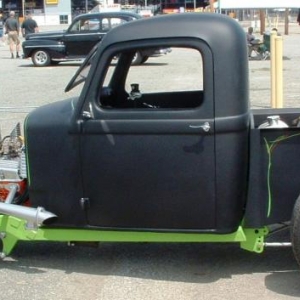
[79,41,216,231]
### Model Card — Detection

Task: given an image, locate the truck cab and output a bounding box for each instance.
[25,13,250,232]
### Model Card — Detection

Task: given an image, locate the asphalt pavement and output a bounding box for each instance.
[0,21,300,300]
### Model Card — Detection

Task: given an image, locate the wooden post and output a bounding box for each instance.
[284,8,289,35]
[209,0,214,13]
[260,10,265,35]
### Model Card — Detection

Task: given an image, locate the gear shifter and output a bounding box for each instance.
[128,83,142,101]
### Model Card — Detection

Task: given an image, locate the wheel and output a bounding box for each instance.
[32,50,51,67]
[131,52,143,65]
[291,195,300,267]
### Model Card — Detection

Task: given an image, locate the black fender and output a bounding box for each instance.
[22,39,66,59]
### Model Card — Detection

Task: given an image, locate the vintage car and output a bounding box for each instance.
[22,11,170,67]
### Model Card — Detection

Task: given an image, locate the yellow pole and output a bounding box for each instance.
[274,36,283,108]
[270,31,277,108]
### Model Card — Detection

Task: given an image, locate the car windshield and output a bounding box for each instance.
[65,44,98,92]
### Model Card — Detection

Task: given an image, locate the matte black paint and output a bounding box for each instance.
[25,99,86,226]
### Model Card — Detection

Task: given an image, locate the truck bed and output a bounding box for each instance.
[245,108,300,227]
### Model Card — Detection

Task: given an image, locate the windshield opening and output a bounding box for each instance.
[64,44,98,92]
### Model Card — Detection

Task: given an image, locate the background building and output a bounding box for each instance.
[1,0,72,25]
[0,0,209,25]
[0,0,110,25]
[0,0,298,26]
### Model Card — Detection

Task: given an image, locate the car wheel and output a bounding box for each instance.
[32,50,51,67]
[291,195,300,267]
[131,52,143,65]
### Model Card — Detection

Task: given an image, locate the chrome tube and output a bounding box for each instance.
[0,202,57,229]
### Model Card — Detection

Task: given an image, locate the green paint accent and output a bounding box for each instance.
[264,133,300,217]
[0,215,268,257]
[264,137,273,217]
[240,227,269,253]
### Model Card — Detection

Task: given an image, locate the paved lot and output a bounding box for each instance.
[0,22,300,300]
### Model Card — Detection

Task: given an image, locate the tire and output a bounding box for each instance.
[291,195,300,267]
[32,50,51,67]
[131,52,143,65]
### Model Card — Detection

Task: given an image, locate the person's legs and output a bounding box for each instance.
[11,33,21,58]
[8,33,15,58]
[16,41,21,58]
[248,45,253,57]
[8,32,21,58]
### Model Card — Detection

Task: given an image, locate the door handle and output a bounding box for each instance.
[189,122,210,132]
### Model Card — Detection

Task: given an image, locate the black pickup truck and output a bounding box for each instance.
[22,11,170,66]
[1,13,300,267]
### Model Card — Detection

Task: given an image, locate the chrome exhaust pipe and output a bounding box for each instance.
[0,202,57,229]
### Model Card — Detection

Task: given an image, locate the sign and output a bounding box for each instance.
[46,0,59,5]
[91,4,121,12]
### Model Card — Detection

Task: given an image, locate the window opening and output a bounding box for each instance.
[99,46,204,110]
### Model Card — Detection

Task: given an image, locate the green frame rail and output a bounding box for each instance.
[0,215,268,257]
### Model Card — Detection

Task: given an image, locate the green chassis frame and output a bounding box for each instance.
[0,215,268,258]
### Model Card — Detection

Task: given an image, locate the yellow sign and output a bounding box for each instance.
[46,0,59,4]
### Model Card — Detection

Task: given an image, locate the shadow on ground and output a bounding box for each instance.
[0,239,299,297]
